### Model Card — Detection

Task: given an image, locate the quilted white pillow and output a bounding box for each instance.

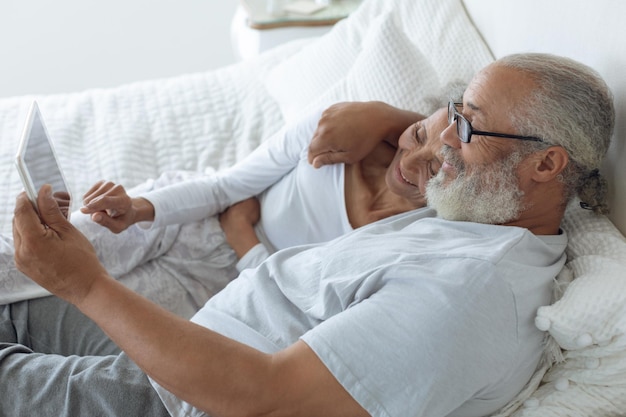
[299,12,442,117]
[263,0,382,121]
[508,206,626,417]
[265,0,493,121]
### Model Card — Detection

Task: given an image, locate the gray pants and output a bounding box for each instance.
[0,296,170,417]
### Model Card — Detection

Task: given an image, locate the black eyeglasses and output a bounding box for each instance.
[448,101,544,143]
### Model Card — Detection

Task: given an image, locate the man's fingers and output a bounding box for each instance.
[13,191,45,238]
[13,191,49,272]
[37,184,72,233]
[13,192,31,253]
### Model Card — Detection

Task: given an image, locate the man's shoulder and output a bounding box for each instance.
[363,206,437,229]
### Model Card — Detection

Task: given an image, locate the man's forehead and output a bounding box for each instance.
[462,64,534,127]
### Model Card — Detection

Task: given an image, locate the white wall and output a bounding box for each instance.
[0,1,239,98]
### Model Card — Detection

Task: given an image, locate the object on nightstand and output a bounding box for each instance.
[240,0,362,29]
[232,1,362,61]
[267,0,285,15]
[283,1,329,15]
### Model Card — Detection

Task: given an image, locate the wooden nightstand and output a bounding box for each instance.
[231,0,362,60]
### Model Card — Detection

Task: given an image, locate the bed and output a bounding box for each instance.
[0,0,624,415]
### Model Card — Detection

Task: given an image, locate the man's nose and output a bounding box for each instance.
[440,123,461,149]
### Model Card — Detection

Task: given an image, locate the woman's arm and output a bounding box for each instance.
[219,197,273,271]
[308,101,425,168]
[82,109,323,232]
[219,197,261,259]
[133,109,325,229]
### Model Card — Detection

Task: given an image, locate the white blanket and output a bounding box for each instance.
[0,43,299,236]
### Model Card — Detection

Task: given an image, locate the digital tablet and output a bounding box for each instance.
[15,101,72,219]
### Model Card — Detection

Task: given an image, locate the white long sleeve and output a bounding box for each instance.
[141,108,323,229]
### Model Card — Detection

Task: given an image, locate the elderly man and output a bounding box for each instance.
[3,53,614,417]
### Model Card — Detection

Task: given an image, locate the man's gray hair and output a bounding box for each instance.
[497,53,615,213]
[423,80,467,114]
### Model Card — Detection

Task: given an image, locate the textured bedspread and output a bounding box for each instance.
[0,43,296,236]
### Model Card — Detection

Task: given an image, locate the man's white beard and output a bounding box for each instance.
[426,147,527,225]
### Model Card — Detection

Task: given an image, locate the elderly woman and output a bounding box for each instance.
[0,101,448,314]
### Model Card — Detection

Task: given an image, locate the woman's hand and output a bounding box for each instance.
[307,101,425,168]
[219,197,261,259]
[80,180,155,233]
[13,185,110,305]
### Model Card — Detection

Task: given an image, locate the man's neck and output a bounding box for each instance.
[503,202,565,235]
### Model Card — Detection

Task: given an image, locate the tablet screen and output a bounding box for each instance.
[15,102,71,218]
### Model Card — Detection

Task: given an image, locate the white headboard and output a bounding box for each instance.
[462,0,626,235]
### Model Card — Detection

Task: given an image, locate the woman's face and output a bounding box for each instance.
[385,108,448,206]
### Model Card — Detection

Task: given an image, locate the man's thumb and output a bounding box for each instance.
[37,184,69,229]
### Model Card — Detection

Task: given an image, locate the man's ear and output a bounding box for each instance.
[531,146,569,183]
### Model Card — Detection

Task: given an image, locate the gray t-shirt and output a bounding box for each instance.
[152,208,567,417]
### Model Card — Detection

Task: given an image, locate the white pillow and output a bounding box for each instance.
[507,206,626,417]
[265,0,494,121]
[263,0,385,121]
[300,12,441,116]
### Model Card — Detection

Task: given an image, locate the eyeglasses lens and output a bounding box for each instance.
[448,102,455,125]
[448,101,471,143]
[458,117,470,143]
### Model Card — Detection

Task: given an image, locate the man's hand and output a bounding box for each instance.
[219,197,261,259]
[13,185,110,305]
[308,101,424,168]
[80,180,155,233]
[52,190,71,219]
